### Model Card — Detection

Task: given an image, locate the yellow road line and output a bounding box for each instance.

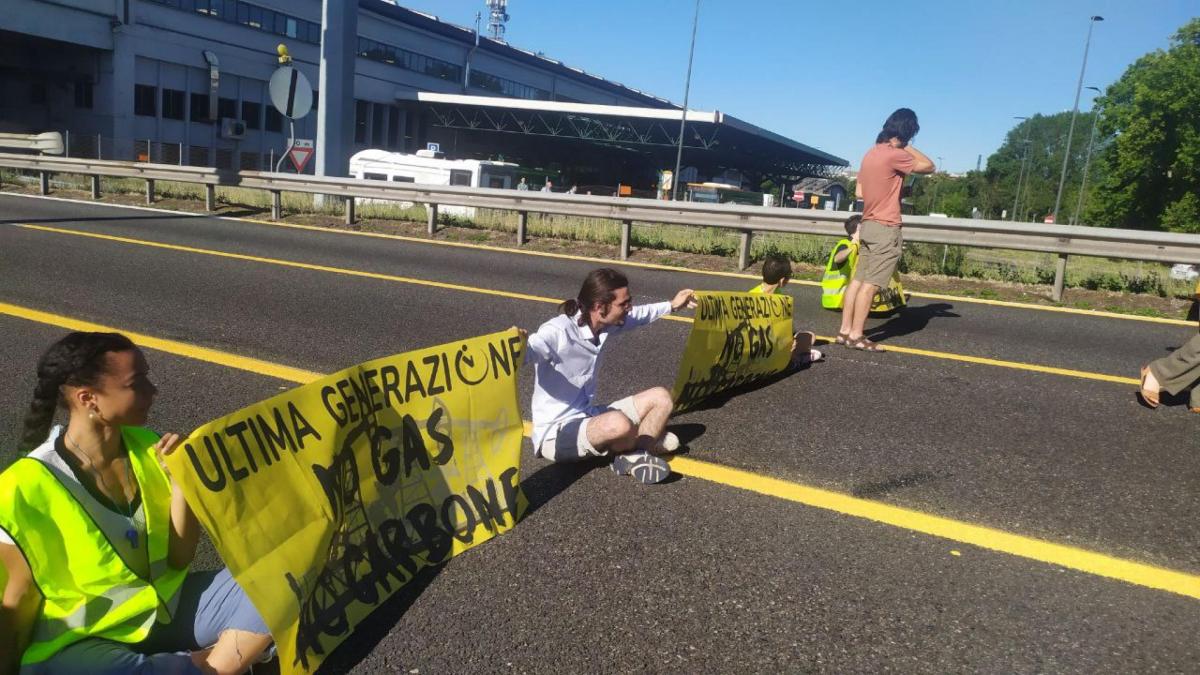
[3,192,1194,326]
[667,456,1200,601]
[2,299,1195,601]
[13,223,1139,383]
[0,302,322,384]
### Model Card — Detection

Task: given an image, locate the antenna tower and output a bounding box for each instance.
[486,0,509,41]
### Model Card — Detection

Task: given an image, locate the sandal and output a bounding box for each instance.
[1137,366,1160,409]
[849,336,884,352]
[834,332,850,346]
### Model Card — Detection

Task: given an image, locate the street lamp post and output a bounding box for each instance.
[1011,116,1030,221]
[1070,86,1102,225]
[1052,15,1104,223]
[671,0,701,201]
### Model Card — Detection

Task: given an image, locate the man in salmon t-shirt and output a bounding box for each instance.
[837,108,936,352]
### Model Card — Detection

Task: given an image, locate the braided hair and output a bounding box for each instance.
[19,332,135,453]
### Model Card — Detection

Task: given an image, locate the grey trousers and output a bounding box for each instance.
[1148,333,1200,408]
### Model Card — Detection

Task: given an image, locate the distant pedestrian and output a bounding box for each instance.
[520,269,696,484]
[541,180,553,193]
[517,177,529,191]
[567,185,578,194]
[838,108,935,351]
[1138,334,1200,413]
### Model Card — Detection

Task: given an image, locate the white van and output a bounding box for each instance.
[348,148,520,218]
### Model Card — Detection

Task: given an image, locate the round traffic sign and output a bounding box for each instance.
[269,66,313,120]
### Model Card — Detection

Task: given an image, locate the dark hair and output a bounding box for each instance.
[559,268,629,322]
[20,332,136,452]
[844,214,863,237]
[875,108,920,145]
[761,254,793,285]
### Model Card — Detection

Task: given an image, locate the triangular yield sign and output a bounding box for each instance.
[288,146,313,173]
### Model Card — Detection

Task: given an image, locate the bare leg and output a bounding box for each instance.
[838,278,863,336]
[628,386,673,452]
[193,630,273,675]
[847,282,880,340]
[584,410,639,454]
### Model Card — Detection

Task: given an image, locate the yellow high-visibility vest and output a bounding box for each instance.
[0,426,187,665]
[821,239,858,309]
[821,239,907,313]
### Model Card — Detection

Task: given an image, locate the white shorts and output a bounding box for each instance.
[536,396,641,462]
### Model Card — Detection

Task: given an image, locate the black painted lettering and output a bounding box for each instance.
[380,365,403,408]
[425,407,454,465]
[289,401,322,450]
[185,439,226,492]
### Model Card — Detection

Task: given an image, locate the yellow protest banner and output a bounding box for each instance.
[165,329,528,674]
[671,291,794,413]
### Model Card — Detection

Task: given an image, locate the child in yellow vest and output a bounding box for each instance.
[822,215,907,344]
[751,254,823,363]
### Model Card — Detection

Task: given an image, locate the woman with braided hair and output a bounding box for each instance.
[0,332,273,674]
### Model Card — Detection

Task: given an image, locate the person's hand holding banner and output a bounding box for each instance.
[164,329,528,673]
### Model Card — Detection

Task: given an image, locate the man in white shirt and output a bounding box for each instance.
[522,268,695,484]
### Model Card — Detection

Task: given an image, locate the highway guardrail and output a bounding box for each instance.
[2,152,1198,301]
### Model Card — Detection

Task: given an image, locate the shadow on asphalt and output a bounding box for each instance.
[866,302,960,342]
[672,364,805,414]
[0,211,261,225]
[316,460,596,673]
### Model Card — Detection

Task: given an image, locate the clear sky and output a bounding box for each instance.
[403,1,1196,174]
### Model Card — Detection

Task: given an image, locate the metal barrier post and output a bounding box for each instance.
[64,130,70,158]
[1052,253,1068,302]
[345,196,356,225]
[517,211,528,245]
[427,204,438,235]
[39,171,49,195]
[620,220,632,260]
[145,179,155,204]
[271,190,282,220]
[91,175,101,199]
[738,230,753,270]
[205,184,215,211]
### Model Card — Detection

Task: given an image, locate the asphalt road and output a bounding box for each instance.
[1,192,1197,673]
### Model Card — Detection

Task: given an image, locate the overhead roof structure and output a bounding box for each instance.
[396,92,849,179]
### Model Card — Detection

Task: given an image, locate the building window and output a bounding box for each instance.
[354,100,368,144]
[371,103,385,146]
[387,106,400,149]
[391,175,415,183]
[134,84,157,116]
[74,80,93,109]
[217,97,237,120]
[190,93,211,122]
[145,0,320,44]
[241,100,261,129]
[265,105,283,132]
[363,173,387,181]
[162,88,186,120]
[470,70,551,100]
[449,170,472,187]
[357,37,463,83]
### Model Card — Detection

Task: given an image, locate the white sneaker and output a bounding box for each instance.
[610,450,671,484]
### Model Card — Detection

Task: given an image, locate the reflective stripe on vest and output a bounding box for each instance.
[0,426,187,665]
[821,239,857,309]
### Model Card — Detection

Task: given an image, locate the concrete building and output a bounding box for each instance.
[1,0,845,185]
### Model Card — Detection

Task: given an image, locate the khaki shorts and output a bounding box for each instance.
[857,220,903,288]
[537,396,641,462]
